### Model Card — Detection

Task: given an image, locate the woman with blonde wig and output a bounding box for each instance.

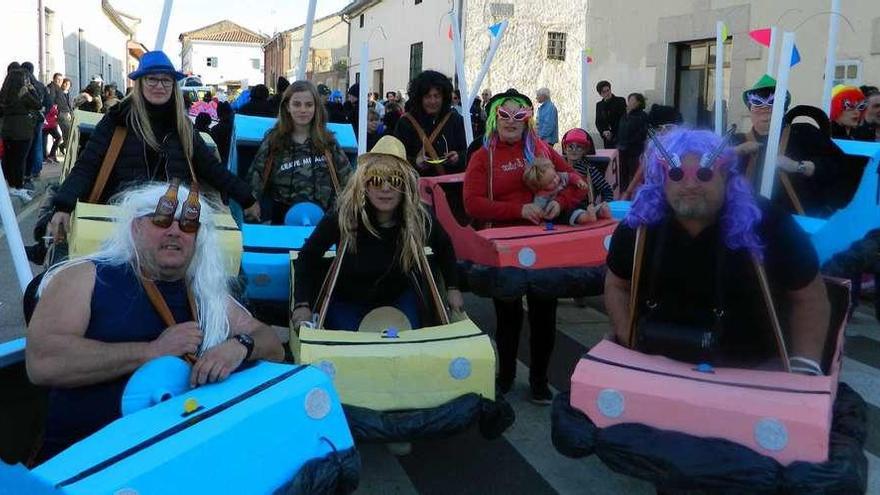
[47,51,259,237]
[292,135,463,331]
[246,80,352,224]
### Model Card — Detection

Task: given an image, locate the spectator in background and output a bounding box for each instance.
[535,87,558,146]
[452,89,463,115]
[366,108,385,151]
[182,90,194,112]
[194,112,212,133]
[480,88,492,121]
[384,91,397,106]
[210,102,234,165]
[46,73,63,107]
[56,78,73,155]
[854,86,879,142]
[21,62,51,186]
[42,103,61,163]
[615,92,649,192]
[229,86,251,112]
[0,68,41,201]
[469,96,485,138]
[326,88,347,124]
[595,80,626,149]
[343,83,360,138]
[238,84,276,117]
[44,73,65,162]
[621,104,684,200]
[369,91,385,118]
[74,81,103,113]
[382,101,403,137]
[268,76,290,113]
[102,83,120,113]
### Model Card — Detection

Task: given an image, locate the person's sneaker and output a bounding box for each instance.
[22,179,36,191]
[25,243,47,265]
[385,442,412,456]
[529,382,553,405]
[496,375,514,394]
[10,188,32,201]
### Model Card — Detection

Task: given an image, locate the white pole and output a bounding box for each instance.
[760,31,795,199]
[296,0,318,81]
[358,42,369,155]
[581,51,590,129]
[154,0,174,51]
[467,21,508,104]
[821,0,841,115]
[450,10,474,145]
[0,179,32,293]
[714,21,724,135]
[766,26,778,76]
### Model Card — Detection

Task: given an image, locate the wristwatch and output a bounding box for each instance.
[796,161,807,174]
[232,334,255,361]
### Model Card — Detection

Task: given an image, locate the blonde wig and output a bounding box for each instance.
[40,183,232,353]
[335,153,429,274]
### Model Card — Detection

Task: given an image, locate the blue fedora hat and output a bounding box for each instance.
[129,50,186,81]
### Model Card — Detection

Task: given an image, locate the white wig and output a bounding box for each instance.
[40,183,232,352]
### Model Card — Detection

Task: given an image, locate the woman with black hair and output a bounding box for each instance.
[615,92,648,192]
[394,70,467,176]
[0,67,41,200]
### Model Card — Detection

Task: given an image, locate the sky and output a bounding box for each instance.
[112,0,352,58]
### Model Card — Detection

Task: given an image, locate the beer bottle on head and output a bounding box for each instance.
[179,181,201,232]
[154,178,181,226]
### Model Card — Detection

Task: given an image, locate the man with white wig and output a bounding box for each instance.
[26,182,284,460]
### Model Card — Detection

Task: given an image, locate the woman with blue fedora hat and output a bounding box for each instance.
[47,50,260,237]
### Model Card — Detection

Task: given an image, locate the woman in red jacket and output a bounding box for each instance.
[464,89,586,404]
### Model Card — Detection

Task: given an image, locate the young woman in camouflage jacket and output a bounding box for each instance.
[247,80,352,224]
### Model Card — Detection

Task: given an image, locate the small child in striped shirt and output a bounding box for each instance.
[561,128,612,222]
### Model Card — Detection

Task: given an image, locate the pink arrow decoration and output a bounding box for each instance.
[749,28,772,47]
[750,28,801,67]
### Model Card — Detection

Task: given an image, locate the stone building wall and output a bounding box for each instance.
[464,0,589,138]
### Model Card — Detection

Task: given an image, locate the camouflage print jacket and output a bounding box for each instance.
[247,136,352,212]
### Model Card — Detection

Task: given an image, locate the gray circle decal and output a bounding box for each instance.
[597,389,625,418]
[449,357,472,380]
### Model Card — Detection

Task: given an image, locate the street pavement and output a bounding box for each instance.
[1,174,878,494]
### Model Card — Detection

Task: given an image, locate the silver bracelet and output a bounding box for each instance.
[789,356,822,376]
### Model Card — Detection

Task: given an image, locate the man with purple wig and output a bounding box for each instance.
[604,128,829,373]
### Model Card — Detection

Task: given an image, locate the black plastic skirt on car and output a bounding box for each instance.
[550,384,868,494]
[343,393,514,443]
[460,262,606,299]
[278,445,360,495]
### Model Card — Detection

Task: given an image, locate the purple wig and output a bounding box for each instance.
[624,128,764,259]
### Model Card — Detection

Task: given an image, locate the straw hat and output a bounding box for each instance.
[359,135,408,165]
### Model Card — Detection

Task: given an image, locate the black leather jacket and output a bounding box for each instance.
[54,98,256,212]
